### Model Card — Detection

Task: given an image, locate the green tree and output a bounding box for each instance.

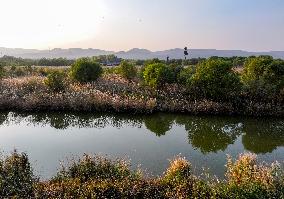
[177,66,195,85]
[118,61,137,79]
[189,57,241,100]
[143,63,168,88]
[70,58,103,83]
[241,56,284,98]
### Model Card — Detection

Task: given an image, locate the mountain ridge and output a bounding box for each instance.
[1,47,284,59]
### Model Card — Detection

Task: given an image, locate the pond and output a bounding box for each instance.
[0,112,283,179]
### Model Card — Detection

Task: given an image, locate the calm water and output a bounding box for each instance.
[0,112,283,179]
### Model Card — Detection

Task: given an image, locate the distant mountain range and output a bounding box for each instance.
[1,47,284,60]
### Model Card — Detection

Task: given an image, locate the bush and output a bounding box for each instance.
[222,153,284,198]
[54,154,136,182]
[0,151,36,198]
[163,64,183,84]
[177,66,195,85]
[118,61,137,79]
[143,63,168,88]
[241,56,284,99]
[44,70,66,92]
[70,58,102,83]
[189,57,241,100]
[0,66,5,78]
[143,63,186,88]
[9,66,25,77]
[163,156,191,184]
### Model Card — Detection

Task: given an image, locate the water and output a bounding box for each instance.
[0,112,283,180]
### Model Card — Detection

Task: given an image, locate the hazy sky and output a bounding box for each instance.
[1,0,284,51]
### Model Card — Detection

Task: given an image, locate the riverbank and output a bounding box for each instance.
[0,74,283,117]
[1,151,284,198]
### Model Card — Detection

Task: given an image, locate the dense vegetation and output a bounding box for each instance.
[1,151,284,198]
[0,55,282,116]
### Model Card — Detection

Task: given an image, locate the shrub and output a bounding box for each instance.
[118,61,137,79]
[44,70,66,92]
[9,66,23,77]
[162,64,183,84]
[222,153,284,198]
[0,65,5,78]
[241,56,284,99]
[54,154,136,182]
[177,66,195,85]
[143,63,168,88]
[70,58,103,83]
[189,57,241,100]
[0,151,36,198]
[163,156,191,184]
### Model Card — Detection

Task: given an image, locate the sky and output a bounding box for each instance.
[0,0,284,51]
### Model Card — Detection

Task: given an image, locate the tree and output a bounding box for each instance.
[143,63,168,88]
[70,58,103,83]
[189,57,241,100]
[118,61,137,79]
[241,56,284,98]
[177,66,195,85]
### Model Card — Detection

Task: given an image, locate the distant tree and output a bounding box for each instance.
[38,58,74,66]
[143,58,164,66]
[135,60,144,66]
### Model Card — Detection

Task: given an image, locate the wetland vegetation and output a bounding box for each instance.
[1,150,284,198]
[0,55,283,198]
[0,55,283,116]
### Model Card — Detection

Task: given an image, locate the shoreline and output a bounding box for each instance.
[0,75,283,117]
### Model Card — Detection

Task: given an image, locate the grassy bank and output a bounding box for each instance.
[0,55,283,116]
[1,151,284,198]
[0,74,282,116]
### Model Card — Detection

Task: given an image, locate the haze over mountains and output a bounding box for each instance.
[1,47,284,60]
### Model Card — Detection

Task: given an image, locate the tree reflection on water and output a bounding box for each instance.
[0,112,283,154]
[242,119,284,153]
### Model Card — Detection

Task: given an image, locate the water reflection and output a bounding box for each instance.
[144,113,174,136]
[176,116,243,154]
[0,112,283,154]
[242,120,284,153]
